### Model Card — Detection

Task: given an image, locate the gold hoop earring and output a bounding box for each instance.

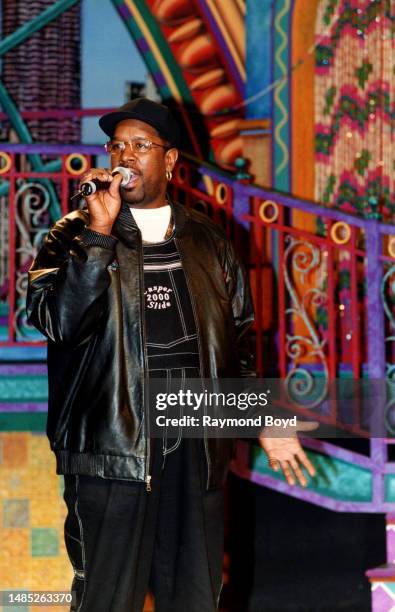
[166,170,172,182]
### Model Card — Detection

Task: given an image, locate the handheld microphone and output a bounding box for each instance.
[71,167,132,200]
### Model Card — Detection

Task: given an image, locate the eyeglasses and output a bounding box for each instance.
[105,138,169,155]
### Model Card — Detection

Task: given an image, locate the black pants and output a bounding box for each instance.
[63,439,224,612]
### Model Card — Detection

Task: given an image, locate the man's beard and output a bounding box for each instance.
[121,180,163,207]
[121,186,145,205]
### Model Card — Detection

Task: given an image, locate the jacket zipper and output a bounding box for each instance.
[145,474,152,491]
[174,237,211,490]
[137,230,152,492]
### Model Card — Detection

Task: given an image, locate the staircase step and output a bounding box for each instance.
[366,564,395,611]
[0,363,48,431]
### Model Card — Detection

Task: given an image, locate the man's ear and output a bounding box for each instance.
[166,148,179,172]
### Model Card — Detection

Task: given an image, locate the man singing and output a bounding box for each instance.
[27,98,315,611]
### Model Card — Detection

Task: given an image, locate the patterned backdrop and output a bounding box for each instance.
[315,0,395,220]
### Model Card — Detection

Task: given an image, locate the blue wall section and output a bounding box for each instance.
[246,0,273,119]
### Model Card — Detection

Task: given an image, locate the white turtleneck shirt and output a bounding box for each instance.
[129,204,171,243]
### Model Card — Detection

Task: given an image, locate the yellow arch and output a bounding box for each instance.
[124,0,183,102]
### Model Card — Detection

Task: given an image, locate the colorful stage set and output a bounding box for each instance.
[0,0,394,610]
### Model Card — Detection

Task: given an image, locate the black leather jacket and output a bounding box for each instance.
[26,200,254,489]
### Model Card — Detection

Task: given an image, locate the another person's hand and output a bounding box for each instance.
[79,168,124,235]
[258,420,318,487]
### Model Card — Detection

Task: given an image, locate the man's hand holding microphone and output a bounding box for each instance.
[76,166,131,236]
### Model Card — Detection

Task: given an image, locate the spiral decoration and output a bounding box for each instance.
[14,180,51,340]
[283,236,329,408]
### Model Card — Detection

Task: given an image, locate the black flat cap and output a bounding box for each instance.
[99,98,180,147]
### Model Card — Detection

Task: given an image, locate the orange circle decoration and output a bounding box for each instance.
[0,152,12,174]
[215,183,228,205]
[330,221,351,245]
[259,200,279,224]
[388,236,395,259]
[65,153,88,176]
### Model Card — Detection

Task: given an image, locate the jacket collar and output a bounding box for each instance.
[112,197,188,246]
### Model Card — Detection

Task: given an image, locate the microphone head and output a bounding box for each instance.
[112,166,132,186]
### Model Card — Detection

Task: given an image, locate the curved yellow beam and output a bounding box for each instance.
[205,0,246,80]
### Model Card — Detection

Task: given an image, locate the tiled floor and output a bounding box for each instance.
[0,432,72,611]
[0,432,155,611]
